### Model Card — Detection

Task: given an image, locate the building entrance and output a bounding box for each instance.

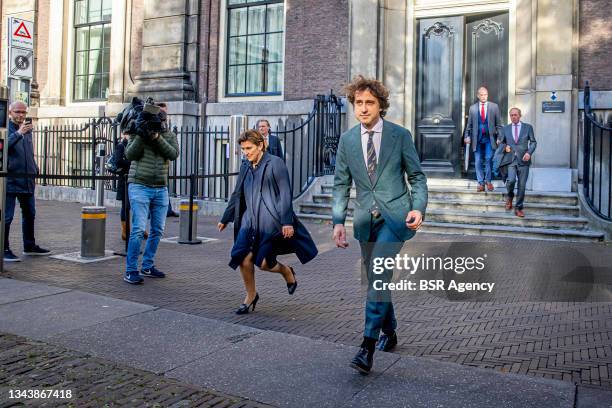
[415,12,509,178]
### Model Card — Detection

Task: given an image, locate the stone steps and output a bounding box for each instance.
[299,202,589,230]
[309,194,581,217]
[319,184,579,206]
[296,179,605,243]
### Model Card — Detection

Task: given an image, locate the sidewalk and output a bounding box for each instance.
[1,199,612,406]
[0,277,593,407]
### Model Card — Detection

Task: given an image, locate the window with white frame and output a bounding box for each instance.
[226,0,284,96]
[73,0,112,101]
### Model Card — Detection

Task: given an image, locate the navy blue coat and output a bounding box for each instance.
[267,134,284,160]
[221,153,317,266]
[7,120,38,194]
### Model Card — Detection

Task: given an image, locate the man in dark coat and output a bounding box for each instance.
[499,108,537,217]
[4,101,50,262]
[257,119,284,160]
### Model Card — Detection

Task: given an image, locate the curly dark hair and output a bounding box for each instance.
[344,75,390,117]
[238,129,266,150]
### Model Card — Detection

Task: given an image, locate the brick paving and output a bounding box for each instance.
[0,332,274,407]
[2,200,612,390]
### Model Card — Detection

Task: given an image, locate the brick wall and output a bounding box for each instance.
[35,0,50,96]
[579,0,612,90]
[283,0,349,100]
[202,0,349,103]
[201,0,221,103]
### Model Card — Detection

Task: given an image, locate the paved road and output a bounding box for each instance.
[2,200,612,390]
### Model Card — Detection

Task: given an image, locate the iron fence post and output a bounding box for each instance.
[42,126,49,186]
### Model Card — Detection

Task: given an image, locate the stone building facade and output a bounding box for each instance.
[0,0,610,191]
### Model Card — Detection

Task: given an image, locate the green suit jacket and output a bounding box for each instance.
[332,120,428,242]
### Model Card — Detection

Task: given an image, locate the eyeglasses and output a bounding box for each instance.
[12,110,27,114]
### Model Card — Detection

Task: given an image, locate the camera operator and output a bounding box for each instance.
[122,98,179,284]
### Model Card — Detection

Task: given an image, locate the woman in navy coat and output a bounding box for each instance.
[218,130,318,314]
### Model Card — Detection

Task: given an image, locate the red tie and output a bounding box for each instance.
[480,104,485,135]
[514,124,519,143]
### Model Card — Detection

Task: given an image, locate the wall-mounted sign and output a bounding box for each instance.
[542,101,565,113]
[7,17,34,80]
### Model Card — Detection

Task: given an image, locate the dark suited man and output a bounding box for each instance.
[464,86,503,192]
[257,119,284,160]
[333,76,428,374]
[500,108,537,217]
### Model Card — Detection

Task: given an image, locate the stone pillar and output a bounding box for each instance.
[347,0,379,127]
[531,0,576,191]
[39,0,64,107]
[134,0,199,102]
[380,0,407,126]
[107,0,127,104]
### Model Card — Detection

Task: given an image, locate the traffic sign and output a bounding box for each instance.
[9,47,33,79]
[9,18,33,50]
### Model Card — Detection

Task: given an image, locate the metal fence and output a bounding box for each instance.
[582,82,612,221]
[33,117,118,190]
[30,92,344,201]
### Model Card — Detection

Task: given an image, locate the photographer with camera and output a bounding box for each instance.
[120,98,179,284]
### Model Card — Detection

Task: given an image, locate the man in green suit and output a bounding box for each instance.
[333,76,428,374]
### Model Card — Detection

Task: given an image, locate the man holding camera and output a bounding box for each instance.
[4,101,50,262]
[122,99,179,284]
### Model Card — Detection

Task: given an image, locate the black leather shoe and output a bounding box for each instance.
[377,332,398,352]
[350,347,374,374]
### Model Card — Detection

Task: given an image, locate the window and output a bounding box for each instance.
[226,0,284,96]
[73,0,112,101]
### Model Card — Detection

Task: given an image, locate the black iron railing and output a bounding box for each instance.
[275,92,344,198]
[582,82,612,221]
[33,117,118,190]
[30,92,344,201]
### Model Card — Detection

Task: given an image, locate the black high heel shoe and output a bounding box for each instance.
[235,293,259,315]
[287,267,298,295]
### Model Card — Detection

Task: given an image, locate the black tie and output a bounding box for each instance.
[367,131,377,184]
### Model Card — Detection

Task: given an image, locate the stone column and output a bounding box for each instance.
[347,0,379,127]
[380,0,407,126]
[107,0,127,104]
[134,0,199,102]
[531,0,576,191]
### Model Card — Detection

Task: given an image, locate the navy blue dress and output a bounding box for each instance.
[221,153,318,270]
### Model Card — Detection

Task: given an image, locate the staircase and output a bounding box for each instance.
[296,178,606,242]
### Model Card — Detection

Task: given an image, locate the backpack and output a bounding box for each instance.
[105,141,126,174]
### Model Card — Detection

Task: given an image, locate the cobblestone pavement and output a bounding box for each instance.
[3,200,612,390]
[0,332,274,407]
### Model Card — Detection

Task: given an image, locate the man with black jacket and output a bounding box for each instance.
[4,101,50,262]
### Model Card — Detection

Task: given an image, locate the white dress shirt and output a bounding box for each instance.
[360,118,383,167]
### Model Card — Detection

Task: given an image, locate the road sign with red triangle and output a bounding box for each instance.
[9,18,34,50]
[13,21,32,39]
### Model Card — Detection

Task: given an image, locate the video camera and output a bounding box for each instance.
[116,97,168,138]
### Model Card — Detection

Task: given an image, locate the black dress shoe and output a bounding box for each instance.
[377,332,398,352]
[350,347,374,374]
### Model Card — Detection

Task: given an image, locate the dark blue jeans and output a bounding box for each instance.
[126,184,168,274]
[4,193,36,251]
